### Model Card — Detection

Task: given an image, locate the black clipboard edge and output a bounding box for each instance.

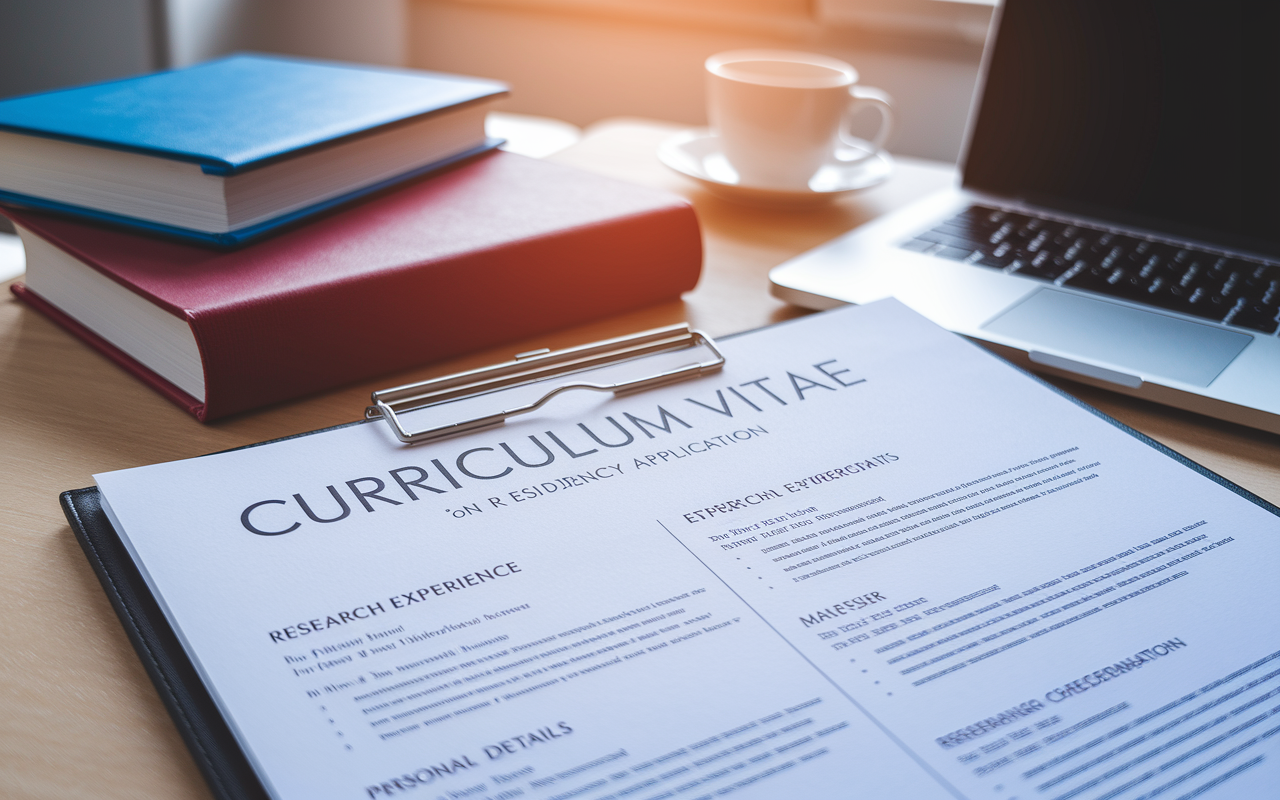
[1036,374,1280,518]
[56,416,374,800]
[61,487,271,800]
[54,318,1280,800]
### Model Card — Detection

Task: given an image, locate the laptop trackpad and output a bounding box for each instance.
[982,289,1251,387]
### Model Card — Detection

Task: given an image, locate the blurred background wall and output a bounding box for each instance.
[0,0,166,98]
[0,0,991,162]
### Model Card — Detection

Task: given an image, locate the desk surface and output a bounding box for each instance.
[2,119,1277,800]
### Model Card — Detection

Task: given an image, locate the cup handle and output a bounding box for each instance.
[843,85,893,154]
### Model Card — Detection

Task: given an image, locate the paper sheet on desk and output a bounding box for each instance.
[96,299,1280,800]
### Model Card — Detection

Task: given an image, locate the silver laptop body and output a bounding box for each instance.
[770,0,1280,434]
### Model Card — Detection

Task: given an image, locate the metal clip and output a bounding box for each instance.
[365,324,725,445]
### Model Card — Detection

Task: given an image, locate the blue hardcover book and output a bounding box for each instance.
[0,54,507,246]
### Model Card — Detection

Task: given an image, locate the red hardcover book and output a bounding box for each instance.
[5,151,702,421]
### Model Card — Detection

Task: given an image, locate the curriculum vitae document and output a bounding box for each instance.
[95,300,1280,800]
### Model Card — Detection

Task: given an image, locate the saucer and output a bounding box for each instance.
[657,128,893,207]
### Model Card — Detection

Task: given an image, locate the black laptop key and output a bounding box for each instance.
[900,237,936,254]
[1145,281,1204,317]
[1106,234,1145,263]
[1060,237,1089,262]
[975,242,1015,269]
[951,206,1007,233]
[932,245,976,262]
[1231,303,1280,334]
[1024,229,1053,254]
[1126,240,1155,263]
[933,223,990,248]
[1248,262,1280,286]
[1013,251,1073,281]
[1255,279,1280,306]
[1240,277,1269,303]
[975,253,1013,270]
[915,229,981,252]
[1233,266,1279,302]
[934,218,978,234]
[988,222,1016,245]
[1050,225,1082,249]
[1187,290,1236,321]
[1216,268,1250,300]
[1063,263,1120,294]
[1134,255,1164,281]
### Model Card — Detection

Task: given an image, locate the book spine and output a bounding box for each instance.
[0,139,503,247]
[192,203,702,420]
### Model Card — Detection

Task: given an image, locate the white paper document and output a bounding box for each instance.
[95,300,1280,800]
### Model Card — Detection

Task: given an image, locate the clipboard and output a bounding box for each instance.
[58,313,1280,800]
[60,323,725,800]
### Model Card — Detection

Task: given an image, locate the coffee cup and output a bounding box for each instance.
[705,50,893,190]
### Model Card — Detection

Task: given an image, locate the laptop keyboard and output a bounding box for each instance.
[900,205,1280,334]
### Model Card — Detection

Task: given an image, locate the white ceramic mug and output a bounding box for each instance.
[705,50,893,189]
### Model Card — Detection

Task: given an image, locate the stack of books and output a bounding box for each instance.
[0,54,702,421]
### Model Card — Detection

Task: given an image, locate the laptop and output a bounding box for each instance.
[769,0,1280,434]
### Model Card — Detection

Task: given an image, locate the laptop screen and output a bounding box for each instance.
[962,0,1280,258]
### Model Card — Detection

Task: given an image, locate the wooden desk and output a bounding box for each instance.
[1,119,1277,800]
